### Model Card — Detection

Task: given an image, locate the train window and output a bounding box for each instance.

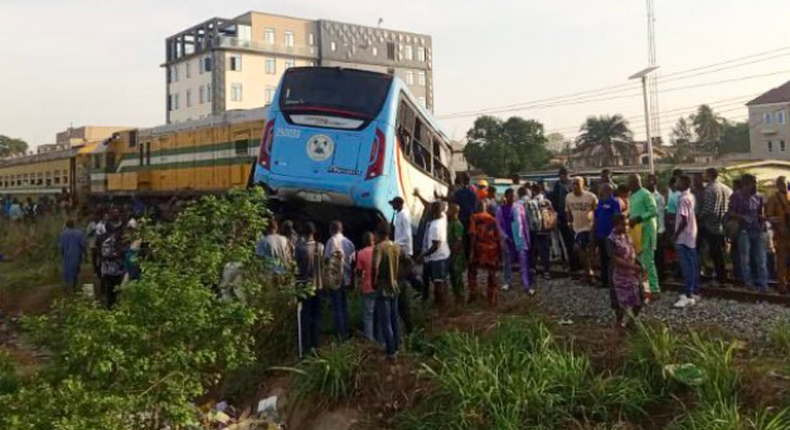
[93,155,101,170]
[129,130,138,148]
[145,142,151,166]
[234,139,248,155]
[139,144,145,166]
[54,174,61,185]
[106,153,116,171]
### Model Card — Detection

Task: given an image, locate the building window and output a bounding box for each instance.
[418,71,426,86]
[284,58,295,70]
[387,42,395,60]
[330,41,337,52]
[201,56,212,73]
[372,46,378,56]
[172,65,179,82]
[229,54,242,71]
[778,111,786,124]
[764,111,773,125]
[417,46,426,62]
[405,71,414,85]
[207,84,213,102]
[781,140,787,152]
[264,28,276,44]
[199,85,205,104]
[186,90,192,107]
[231,83,243,102]
[418,96,427,108]
[284,31,294,47]
[405,45,413,61]
[767,141,773,152]
[265,87,276,104]
[173,93,180,110]
[309,33,315,46]
[265,58,276,74]
[186,61,192,78]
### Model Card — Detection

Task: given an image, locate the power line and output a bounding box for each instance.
[438,45,790,119]
[443,69,790,120]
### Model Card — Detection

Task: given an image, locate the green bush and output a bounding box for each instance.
[0,189,288,430]
[0,351,21,395]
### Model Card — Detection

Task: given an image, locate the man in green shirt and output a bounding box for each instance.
[628,173,660,297]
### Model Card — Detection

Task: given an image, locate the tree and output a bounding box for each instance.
[692,105,724,153]
[575,114,636,166]
[464,115,550,177]
[0,135,29,157]
[720,121,750,154]
[670,116,695,147]
[546,132,568,153]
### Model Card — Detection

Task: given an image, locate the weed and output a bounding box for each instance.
[287,342,363,405]
[405,318,649,430]
[0,351,21,395]
[684,332,740,405]
[669,400,790,430]
[767,319,790,355]
[625,321,683,394]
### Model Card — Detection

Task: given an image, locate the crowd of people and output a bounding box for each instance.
[1,190,74,221]
[254,167,790,359]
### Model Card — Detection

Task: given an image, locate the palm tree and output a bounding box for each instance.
[692,105,724,152]
[575,115,636,167]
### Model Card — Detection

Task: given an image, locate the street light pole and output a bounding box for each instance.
[629,66,660,174]
[640,75,654,174]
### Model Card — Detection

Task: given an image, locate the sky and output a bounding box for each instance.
[2,0,790,148]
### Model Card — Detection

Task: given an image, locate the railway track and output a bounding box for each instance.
[547,269,790,306]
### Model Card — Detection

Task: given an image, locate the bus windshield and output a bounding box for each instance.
[279,68,393,119]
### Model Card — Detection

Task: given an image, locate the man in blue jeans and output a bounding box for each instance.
[673,175,700,308]
[373,223,401,359]
[729,174,768,291]
[324,221,356,341]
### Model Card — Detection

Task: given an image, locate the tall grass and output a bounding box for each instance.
[767,318,790,355]
[287,342,363,405]
[402,318,651,430]
[668,400,790,430]
[0,215,68,289]
[625,321,683,394]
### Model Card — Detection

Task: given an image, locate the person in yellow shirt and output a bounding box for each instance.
[766,176,790,293]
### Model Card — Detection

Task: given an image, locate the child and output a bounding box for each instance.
[355,232,378,342]
[607,214,643,328]
[468,202,502,307]
[447,203,466,304]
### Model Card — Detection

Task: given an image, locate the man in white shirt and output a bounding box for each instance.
[418,201,451,313]
[389,196,418,332]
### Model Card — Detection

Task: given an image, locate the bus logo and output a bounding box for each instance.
[306,134,334,162]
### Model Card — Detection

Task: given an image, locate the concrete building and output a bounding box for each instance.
[747,80,790,160]
[163,12,434,124]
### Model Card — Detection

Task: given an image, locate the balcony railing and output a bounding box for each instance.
[214,36,318,58]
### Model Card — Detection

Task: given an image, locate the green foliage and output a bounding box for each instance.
[402,318,650,430]
[0,135,29,157]
[288,342,363,405]
[464,115,550,177]
[692,104,725,154]
[683,332,740,404]
[0,352,21,395]
[625,321,683,394]
[0,215,66,289]
[0,189,284,430]
[721,121,750,155]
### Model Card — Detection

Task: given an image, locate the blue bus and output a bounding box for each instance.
[252,67,452,236]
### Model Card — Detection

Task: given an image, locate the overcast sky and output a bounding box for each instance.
[2,0,790,147]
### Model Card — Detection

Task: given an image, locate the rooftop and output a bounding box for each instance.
[746,79,790,106]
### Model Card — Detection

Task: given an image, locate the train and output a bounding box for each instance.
[1,67,453,235]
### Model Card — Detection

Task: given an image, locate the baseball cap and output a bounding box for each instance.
[388,196,404,206]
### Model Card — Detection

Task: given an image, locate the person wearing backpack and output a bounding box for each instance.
[324,221,356,341]
[530,183,555,281]
[372,222,401,359]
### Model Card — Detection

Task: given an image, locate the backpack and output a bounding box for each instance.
[323,238,345,291]
[525,200,543,232]
[539,201,557,232]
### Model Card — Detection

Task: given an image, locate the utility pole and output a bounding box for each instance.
[630,66,660,174]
